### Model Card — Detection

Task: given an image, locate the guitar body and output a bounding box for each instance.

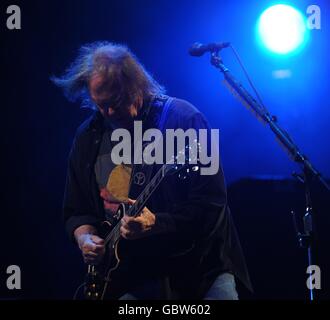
[84,203,127,300]
[83,145,200,300]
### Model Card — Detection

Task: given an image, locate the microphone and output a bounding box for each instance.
[189,42,230,57]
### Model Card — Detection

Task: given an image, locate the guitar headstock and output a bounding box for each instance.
[164,140,201,177]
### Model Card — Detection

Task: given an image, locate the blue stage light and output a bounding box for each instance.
[257,4,308,55]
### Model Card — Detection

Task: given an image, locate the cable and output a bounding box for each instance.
[230,44,268,112]
[73,282,85,300]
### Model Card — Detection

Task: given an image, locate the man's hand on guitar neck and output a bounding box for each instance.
[74,225,105,265]
[120,199,159,240]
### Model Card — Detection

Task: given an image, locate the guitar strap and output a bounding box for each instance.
[128,95,173,201]
[127,95,175,299]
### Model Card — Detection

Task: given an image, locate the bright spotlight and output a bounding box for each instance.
[257,4,309,55]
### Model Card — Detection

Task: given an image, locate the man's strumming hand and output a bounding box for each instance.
[74,225,105,265]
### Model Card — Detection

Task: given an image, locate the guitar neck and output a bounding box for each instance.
[128,165,166,217]
[105,164,167,246]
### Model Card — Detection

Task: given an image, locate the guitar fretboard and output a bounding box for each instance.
[104,164,167,246]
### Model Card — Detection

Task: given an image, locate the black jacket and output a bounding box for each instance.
[63,96,252,298]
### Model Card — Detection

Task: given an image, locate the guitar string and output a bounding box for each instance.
[103,166,163,245]
[102,144,194,245]
[103,164,165,246]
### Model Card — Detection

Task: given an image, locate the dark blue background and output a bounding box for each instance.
[1,0,329,299]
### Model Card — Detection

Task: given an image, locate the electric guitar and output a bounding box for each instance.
[84,145,199,300]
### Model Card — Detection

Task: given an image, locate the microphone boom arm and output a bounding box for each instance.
[207,49,329,301]
[210,51,329,191]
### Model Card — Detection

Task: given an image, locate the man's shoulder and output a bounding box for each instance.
[70,111,103,150]
[75,111,103,137]
[165,97,209,129]
[168,97,201,119]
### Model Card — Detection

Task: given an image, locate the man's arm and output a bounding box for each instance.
[63,135,105,264]
[63,134,100,239]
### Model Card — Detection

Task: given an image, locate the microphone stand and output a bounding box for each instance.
[209,49,330,300]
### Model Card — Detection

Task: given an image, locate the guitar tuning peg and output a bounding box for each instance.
[178,172,187,180]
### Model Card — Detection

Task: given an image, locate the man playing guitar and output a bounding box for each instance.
[53,41,252,299]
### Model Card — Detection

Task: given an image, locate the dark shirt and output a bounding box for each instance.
[63,95,252,298]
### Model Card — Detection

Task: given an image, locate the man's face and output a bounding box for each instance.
[89,73,139,129]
